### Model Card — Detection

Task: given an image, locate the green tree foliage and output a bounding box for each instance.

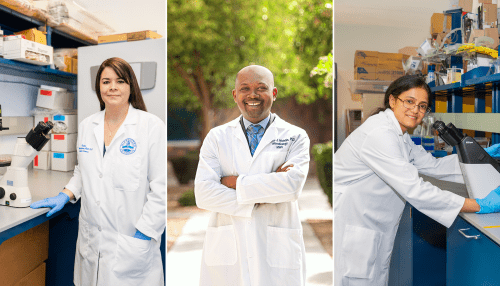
[168,0,332,140]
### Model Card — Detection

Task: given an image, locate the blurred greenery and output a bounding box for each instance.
[168,0,332,139]
[312,141,332,205]
[178,189,197,206]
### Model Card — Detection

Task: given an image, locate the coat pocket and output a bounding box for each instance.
[112,154,141,192]
[204,225,238,266]
[113,233,153,278]
[77,218,90,259]
[340,225,382,279]
[266,226,302,269]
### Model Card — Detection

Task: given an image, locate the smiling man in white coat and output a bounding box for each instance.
[194,65,311,286]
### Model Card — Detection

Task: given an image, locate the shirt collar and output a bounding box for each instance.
[242,114,270,130]
[384,108,404,136]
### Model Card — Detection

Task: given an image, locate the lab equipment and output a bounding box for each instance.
[0,121,54,207]
[433,120,500,199]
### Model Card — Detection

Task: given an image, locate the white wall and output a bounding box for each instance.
[334,1,450,150]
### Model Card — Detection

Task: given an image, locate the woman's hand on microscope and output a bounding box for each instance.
[484,143,500,158]
[30,192,70,217]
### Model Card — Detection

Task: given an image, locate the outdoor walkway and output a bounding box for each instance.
[167,170,333,285]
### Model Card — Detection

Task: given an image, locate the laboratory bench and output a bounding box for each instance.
[389,175,500,286]
[0,169,167,286]
[0,169,79,285]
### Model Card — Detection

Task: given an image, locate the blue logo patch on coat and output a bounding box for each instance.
[120,138,137,155]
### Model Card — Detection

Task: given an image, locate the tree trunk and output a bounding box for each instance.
[171,56,214,143]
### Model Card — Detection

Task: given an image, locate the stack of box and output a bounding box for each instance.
[33,85,77,172]
[54,49,78,74]
[50,113,77,172]
[458,0,499,48]
[354,50,407,81]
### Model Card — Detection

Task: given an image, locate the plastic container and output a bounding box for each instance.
[462,66,494,81]
[432,150,448,158]
[410,135,422,145]
[426,65,436,84]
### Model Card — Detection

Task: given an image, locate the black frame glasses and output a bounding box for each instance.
[397,97,431,114]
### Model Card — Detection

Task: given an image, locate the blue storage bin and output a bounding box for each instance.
[423,144,435,151]
[462,66,494,82]
[422,136,435,144]
[432,150,448,158]
[410,135,422,145]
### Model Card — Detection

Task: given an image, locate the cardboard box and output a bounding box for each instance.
[483,3,498,25]
[378,52,404,63]
[355,66,377,80]
[471,28,499,48]
[430,13,452,34]
[14,28,47,45]
[63,56,72,73]
[354,50,379,67]
[436,32,452,46]
[459,0,473,12]
[36,86,74,110]
[0,221,48,286]
[398,46,419,57]
[52,114,78,134]
[2,38,53,65]
[98,30,162,44]
[33,151,51,170]
[479,0,492,3]
[376,67,404,81]
[72,57,78,74]
[485,27,499,48]
[51,151,77,172]
[14,262,45,286]
[51,133,77,152]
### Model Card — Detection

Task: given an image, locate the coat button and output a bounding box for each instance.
[96,201,100,206]
[99,174,103,178]
[98,226,102,231]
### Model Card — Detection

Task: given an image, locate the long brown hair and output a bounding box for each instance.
[371,75,432,116]
[95,57,147,112]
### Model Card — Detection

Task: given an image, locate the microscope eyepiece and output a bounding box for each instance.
[433,120,464,147]
[26,121,54,151]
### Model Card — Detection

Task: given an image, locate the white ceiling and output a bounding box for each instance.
[335,0,451,28]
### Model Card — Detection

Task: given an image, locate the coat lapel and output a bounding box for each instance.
[93,111,105,161]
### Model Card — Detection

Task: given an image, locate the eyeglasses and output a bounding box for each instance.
[397,98,431,114]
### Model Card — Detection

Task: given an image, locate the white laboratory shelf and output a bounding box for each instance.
[433,113,500,133]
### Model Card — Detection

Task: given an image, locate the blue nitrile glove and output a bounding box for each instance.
[133,229,151,240]
[30,192,70,217]
[484,143,500,158]
[476,186,500,214]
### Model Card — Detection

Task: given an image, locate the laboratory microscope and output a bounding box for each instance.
[433,120,500,200]
[0,121,54,207]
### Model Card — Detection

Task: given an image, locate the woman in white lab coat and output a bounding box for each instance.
[31,57,165,286]
[334,75,500,286]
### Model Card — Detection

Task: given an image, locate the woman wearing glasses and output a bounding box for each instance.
[334,75,500,286]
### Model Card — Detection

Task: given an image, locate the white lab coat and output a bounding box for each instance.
[334,108,466,286]
[64,104,165,286]
[195,114,310,286]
